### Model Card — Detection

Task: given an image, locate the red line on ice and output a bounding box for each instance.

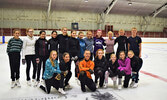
[140,70,167,83]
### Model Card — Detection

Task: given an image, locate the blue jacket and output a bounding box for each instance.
[77,38,86,59]
[43,59,61,80]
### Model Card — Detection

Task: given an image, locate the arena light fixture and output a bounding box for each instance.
[128,0,132,6]
[84,0,88,2]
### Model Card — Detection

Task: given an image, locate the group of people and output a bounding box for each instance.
[6,27,143,94]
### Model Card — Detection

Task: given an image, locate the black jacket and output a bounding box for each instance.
[67,37,80,57]
[114,36,128,53]
[94,56,107,72]
[107,60,119,75]
[48,37,58,53]
[35,38,49,58]
[130,56,143,72]
[57,34,69,53]
[59,60,71,71]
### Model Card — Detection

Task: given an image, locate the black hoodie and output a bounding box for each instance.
[67,37,80,57]
[35,38,49,58]
[130,56,143,72]
[94,56,107,72]
[59,60,71,71]
[107,60,119,75]
[48,37,58,53]
[57,34,69,53]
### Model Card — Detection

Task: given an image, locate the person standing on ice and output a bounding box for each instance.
[57,27,69,61]
[84,31,94,60]
[67,30,80,79]
[105,31,115,61]
[114,29,128,59]
[7,29,23,88]
[128,27,142,58]
[48,31,59,59]
[93,29,106,58]
[77,31,86,61]
[35,30,49,86]
[22,28,37,87]
[78,50,96,92]
[39,50,66,94]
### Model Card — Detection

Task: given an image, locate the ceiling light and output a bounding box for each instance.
[128,2,132,6]
[128,0,132,6]
[84,0,88,2]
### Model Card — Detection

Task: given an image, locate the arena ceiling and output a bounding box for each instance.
[0,0,167,18]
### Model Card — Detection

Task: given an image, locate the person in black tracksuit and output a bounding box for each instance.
[67,30,80,78]
[59,52,72,89]
[57,27,69,61]
[48,31,59,60]
[94,49,107,88]
[128,50,143,87]
[114,29,128,59]
[35,30,49,82]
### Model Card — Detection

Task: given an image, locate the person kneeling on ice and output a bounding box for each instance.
[59,52,72,89]
[117,51,131,90]
[104,54,119,88]
[78,50,96,92]
[128,50,143,88]
[94,49,107,88]
[39,50,66,94]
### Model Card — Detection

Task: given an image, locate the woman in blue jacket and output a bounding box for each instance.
[39,50,66,94]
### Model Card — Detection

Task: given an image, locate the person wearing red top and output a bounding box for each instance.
[78,50,96,92]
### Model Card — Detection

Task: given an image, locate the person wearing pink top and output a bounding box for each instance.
[117,51,131,90]
[105,31,115,61]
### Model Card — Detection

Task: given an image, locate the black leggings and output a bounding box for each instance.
[40,74,60,94]
[8,52,21,81]
[118,72,131,88]
[59,71,72,88]
[37,56,48,81]
[25,55,37,81]
[79,73,96,92]
[94,72,105,87]
[132,58,143,83]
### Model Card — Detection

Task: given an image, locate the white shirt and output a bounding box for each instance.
[22,36,36,59]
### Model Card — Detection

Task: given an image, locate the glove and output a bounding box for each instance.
[80,71,85,76]
[71,57,75,61]
[36,58,40,64]
[74,56,78,60]
[97,70,103,77]
[88,69,94,74]
[22,59,26,65]
[108,69,115,77]
[118,70,125,76]
[64,70,68,76]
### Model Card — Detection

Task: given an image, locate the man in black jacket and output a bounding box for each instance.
[57,27,69,61]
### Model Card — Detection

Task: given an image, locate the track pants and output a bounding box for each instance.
[25,55,37,81]
[8,52,21,81]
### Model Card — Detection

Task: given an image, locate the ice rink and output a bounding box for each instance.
[0,42,167,100]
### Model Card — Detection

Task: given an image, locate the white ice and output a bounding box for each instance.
[0,43,167,100]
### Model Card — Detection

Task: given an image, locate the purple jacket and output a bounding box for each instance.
[93,37,106,54]
[118,58,131,75]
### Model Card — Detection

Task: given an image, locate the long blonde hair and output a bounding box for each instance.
[49,50,57,67]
